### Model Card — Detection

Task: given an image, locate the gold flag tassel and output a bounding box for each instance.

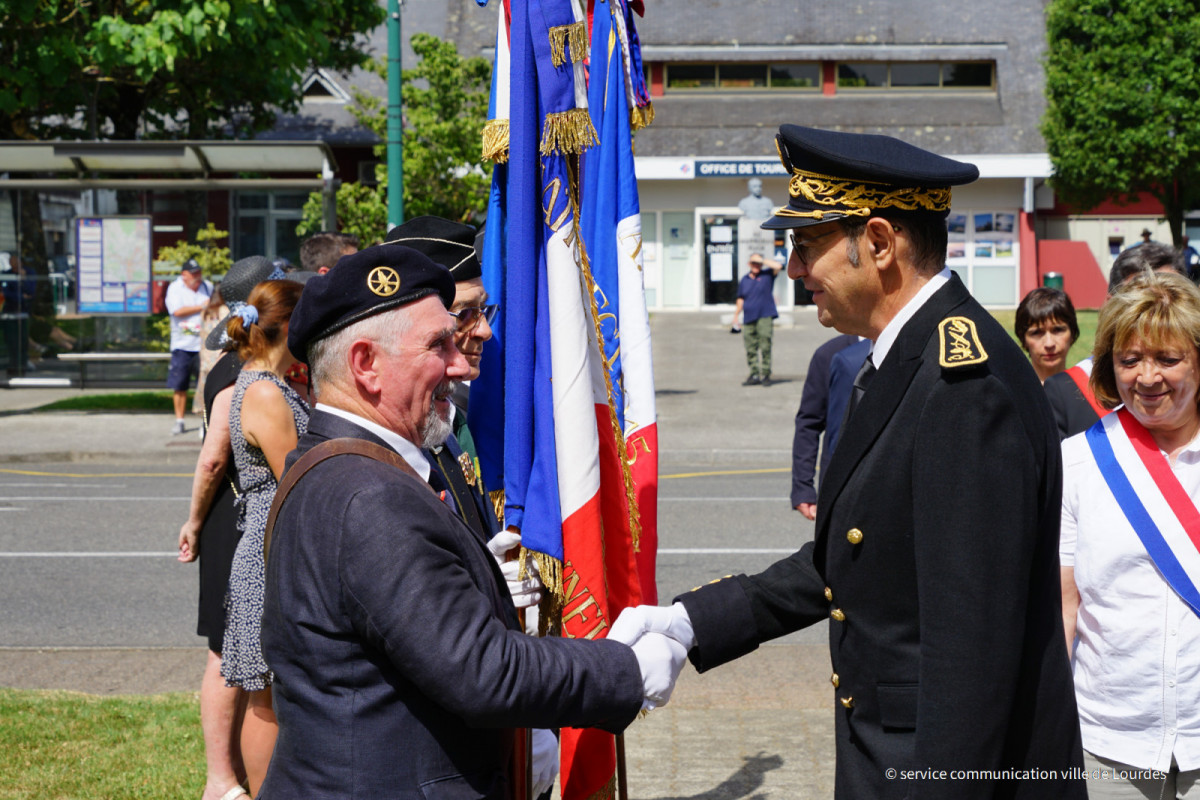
[548,21,588,67]
[540,108,599,156]
[481,119,510,164]
[630,101,655,132]
[521,548,564,637]
[567,21,588,63]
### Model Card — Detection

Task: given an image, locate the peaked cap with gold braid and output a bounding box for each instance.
[762,125,980,231]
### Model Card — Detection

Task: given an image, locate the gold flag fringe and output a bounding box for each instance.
[630,102,655,132]
[584,775,617,800]
[522,549,564,637]
[488,488,506,528]
[540,108,598,156]
[565,162,643,554]
[481,119,510,163]
[548,21,588,67]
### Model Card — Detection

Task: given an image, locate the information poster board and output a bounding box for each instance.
[75,216,152,314]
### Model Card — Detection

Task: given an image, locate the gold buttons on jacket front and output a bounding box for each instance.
[840,696,854,709]
[846,528,864,545]
[831,673,840,688]
[830,608,845,622]
[824,586,833,601]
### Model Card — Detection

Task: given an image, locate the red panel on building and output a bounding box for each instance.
[1037,240,1108,309]
[1046,192,1165,217]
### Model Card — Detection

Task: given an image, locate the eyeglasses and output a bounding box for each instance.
[789,229,841,264]
[449,303,498,333]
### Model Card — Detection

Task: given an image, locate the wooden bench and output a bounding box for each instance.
[57,352,172,389]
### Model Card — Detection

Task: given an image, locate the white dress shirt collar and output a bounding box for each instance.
[870,268,951,368]
[315,403,431,482]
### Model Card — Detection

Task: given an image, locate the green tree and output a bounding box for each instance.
[298,33,493,242]
[1042,0,1200,244]
[1,0,385,140]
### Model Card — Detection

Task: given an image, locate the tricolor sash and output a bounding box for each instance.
[1066,364,1109,420]
[1085,409,1200,617]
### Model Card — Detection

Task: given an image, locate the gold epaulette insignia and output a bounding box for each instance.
[938,316,988,368]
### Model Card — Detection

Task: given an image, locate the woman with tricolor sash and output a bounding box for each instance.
[1061,270,1200,798]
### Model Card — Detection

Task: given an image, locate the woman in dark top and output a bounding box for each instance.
[1015,286,1079,383]
[178,347,248,800]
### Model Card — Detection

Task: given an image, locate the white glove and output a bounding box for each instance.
[531,728,558,798]
[630,632,688,710]
[486,529,521,562]
[486,530,544,610]
[609,603,697,650]
[500,557,542,609]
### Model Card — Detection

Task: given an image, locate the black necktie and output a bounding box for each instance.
[847,354,876,421]
[431,447,489,542]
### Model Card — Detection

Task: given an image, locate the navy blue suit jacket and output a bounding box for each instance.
[824,338,870,481]
[792,334,858,506]
[261,410,642,799]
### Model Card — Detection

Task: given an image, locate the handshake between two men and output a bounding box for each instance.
[491,529,695,712]
[609,603,696,710]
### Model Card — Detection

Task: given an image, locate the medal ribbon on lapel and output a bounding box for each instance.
[1085,408,1200,617]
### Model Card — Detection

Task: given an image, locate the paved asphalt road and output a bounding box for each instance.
[0,310,843,799]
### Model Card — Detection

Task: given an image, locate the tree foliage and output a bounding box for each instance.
[155,223,233,278]
[298,32,493,242]
[0,0,384,139]
[1042,0,1200,243]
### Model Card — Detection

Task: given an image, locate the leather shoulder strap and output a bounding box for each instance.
[263,438,435,562]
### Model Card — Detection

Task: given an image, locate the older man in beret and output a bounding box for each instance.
[258,244,682,800]
[612,126,1085,799]
[384,215,496,463]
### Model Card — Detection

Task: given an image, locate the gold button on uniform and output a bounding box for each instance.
[831,673,840,688]
[846,528,864,545]
[831,608,845,622]
[824,586,833,601]
[840,696,854,709]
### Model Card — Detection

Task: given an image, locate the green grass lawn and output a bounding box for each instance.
[989,308,1098,369]
[33,391,187,413]
[0,689,205,799]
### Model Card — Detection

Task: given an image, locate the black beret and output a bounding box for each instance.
[763,125,980,230]
[384,215,482,281]
[287,243,456,361]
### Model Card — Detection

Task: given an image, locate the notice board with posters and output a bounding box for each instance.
[75,216,153,314]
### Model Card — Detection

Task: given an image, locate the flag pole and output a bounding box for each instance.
[616,734,628,800]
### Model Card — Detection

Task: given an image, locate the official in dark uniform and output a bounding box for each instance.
[260,245,683,799]
[611,126,1085,799]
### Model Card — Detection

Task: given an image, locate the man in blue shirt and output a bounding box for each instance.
[732,252,782,385]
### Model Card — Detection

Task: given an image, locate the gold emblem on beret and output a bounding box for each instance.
[367,266,401,297]
[938,316,988,368]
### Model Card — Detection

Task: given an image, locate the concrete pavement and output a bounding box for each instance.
[0,310,842,799]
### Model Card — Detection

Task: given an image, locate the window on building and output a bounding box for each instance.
[947,210,1018,305]
[838,61,994,90]
[232,191,309,264]
[667,64,716,89]
[664,62,820,91]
